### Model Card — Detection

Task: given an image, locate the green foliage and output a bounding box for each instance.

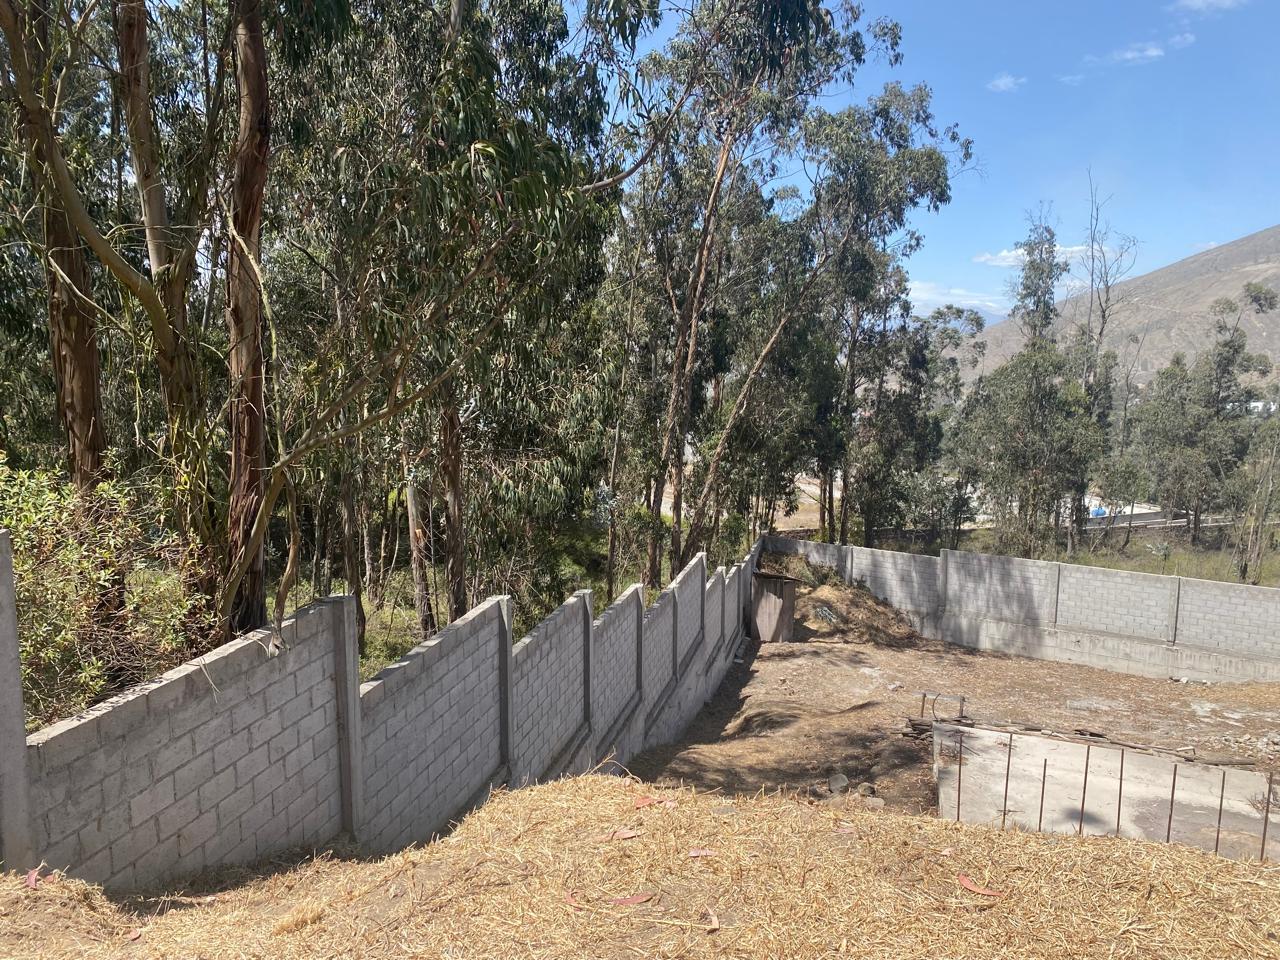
[0,461,215,729]
[950,221,1103,555]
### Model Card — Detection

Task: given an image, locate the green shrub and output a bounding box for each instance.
[0,461,216,729]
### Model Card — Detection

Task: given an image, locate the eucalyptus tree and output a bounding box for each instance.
[256,0,657,635]
[1133,288,1274,547]
[621,0,893,582]
[951,221,1103,555]
[843,303,982,547]
[676,78,968,562]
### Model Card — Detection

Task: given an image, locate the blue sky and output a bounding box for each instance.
[829,0,1280,321]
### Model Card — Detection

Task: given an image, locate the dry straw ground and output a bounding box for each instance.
[3,775,1278,959]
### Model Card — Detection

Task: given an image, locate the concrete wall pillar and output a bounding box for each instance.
[632,586,644,701]
[1167,577,1182,646]
[497,596,515,780]
[576,590,594,732]
[330,595,364,840]
[0,531,34,871]
[937,549,951,617]
[1051,562,1063,626]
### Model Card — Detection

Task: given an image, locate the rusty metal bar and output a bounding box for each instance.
[1166,764,1179,844]
[1000,732,1013,831]
[1115,749,1125,837]
[1214,768,1227,856]
[1262,771,1274,863]
[1037,757,1047,832]
[1077,742,1092,836]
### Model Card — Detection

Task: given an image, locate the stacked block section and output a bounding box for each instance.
[358,599,505,853]
[7,542,759,891]
[26,602,342,890]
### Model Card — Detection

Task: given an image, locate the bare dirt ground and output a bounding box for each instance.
[628,554,1280,816]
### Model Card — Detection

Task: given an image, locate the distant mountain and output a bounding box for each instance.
[972,224,1280,385]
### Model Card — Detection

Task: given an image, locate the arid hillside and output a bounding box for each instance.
[977,224,1280,384]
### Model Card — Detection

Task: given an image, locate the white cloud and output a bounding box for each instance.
[973,248,1025,268]
[910,281,1008,316]
[1058,74,1086,86]
[1193,240,1220,252]
[986,72,1027,93]
[1110,41,1165,65]
[1168,32,1196,49]
[973,244,1091,268]
[1171,0,1247,11]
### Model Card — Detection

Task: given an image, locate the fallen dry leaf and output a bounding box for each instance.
[958,874,1005,898]
[634,795,677,809]
[564,890,584,911]
[595,828,642,842]
[610,891,655,906]
[24,868,40,890]
[125,928,143,942]
[704,906,721,932]
[688,849,717,858]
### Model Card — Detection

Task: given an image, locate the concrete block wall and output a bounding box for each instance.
[761,535,938,620]
[945,551,1059,625]
[590,585,643,762]
[843,544,941,622]
[511,593,591,785]
[702,570,725,670]
[674,555,707,671]
[23,600,347,891]
[0,531,759,890]
[641,590,676,711]
[1057,565,1171,641]
[1176,577,1280,659]
[764,535,1280,683]
[357,599,507,854]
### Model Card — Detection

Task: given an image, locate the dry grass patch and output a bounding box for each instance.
[3,775,1279,959]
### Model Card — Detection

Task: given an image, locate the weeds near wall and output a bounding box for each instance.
[1,462,217,729]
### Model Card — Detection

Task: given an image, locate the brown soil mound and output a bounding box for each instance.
[3,775,1278,959]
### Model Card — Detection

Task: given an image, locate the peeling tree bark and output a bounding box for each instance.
[225,0,270,633]
[403,446,438,637]
[440,390,467,622]
[20,2,107,489]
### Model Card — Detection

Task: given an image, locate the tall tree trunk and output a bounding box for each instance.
[403,448,438,637]
[646,471,666,586]
[340,473,366,654]
[311,486,327,597]
[440,394,467,621]
[114,0,203,454]
[819,473,827,541]
[605,419,625,601]
[824,470,836,543]
[838,457,851,545]
[22,4,106,490]
[668,447,684,577]
[225,0,270,633]
[44,220,107,489]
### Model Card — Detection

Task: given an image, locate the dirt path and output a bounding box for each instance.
[629,556,1280,815]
